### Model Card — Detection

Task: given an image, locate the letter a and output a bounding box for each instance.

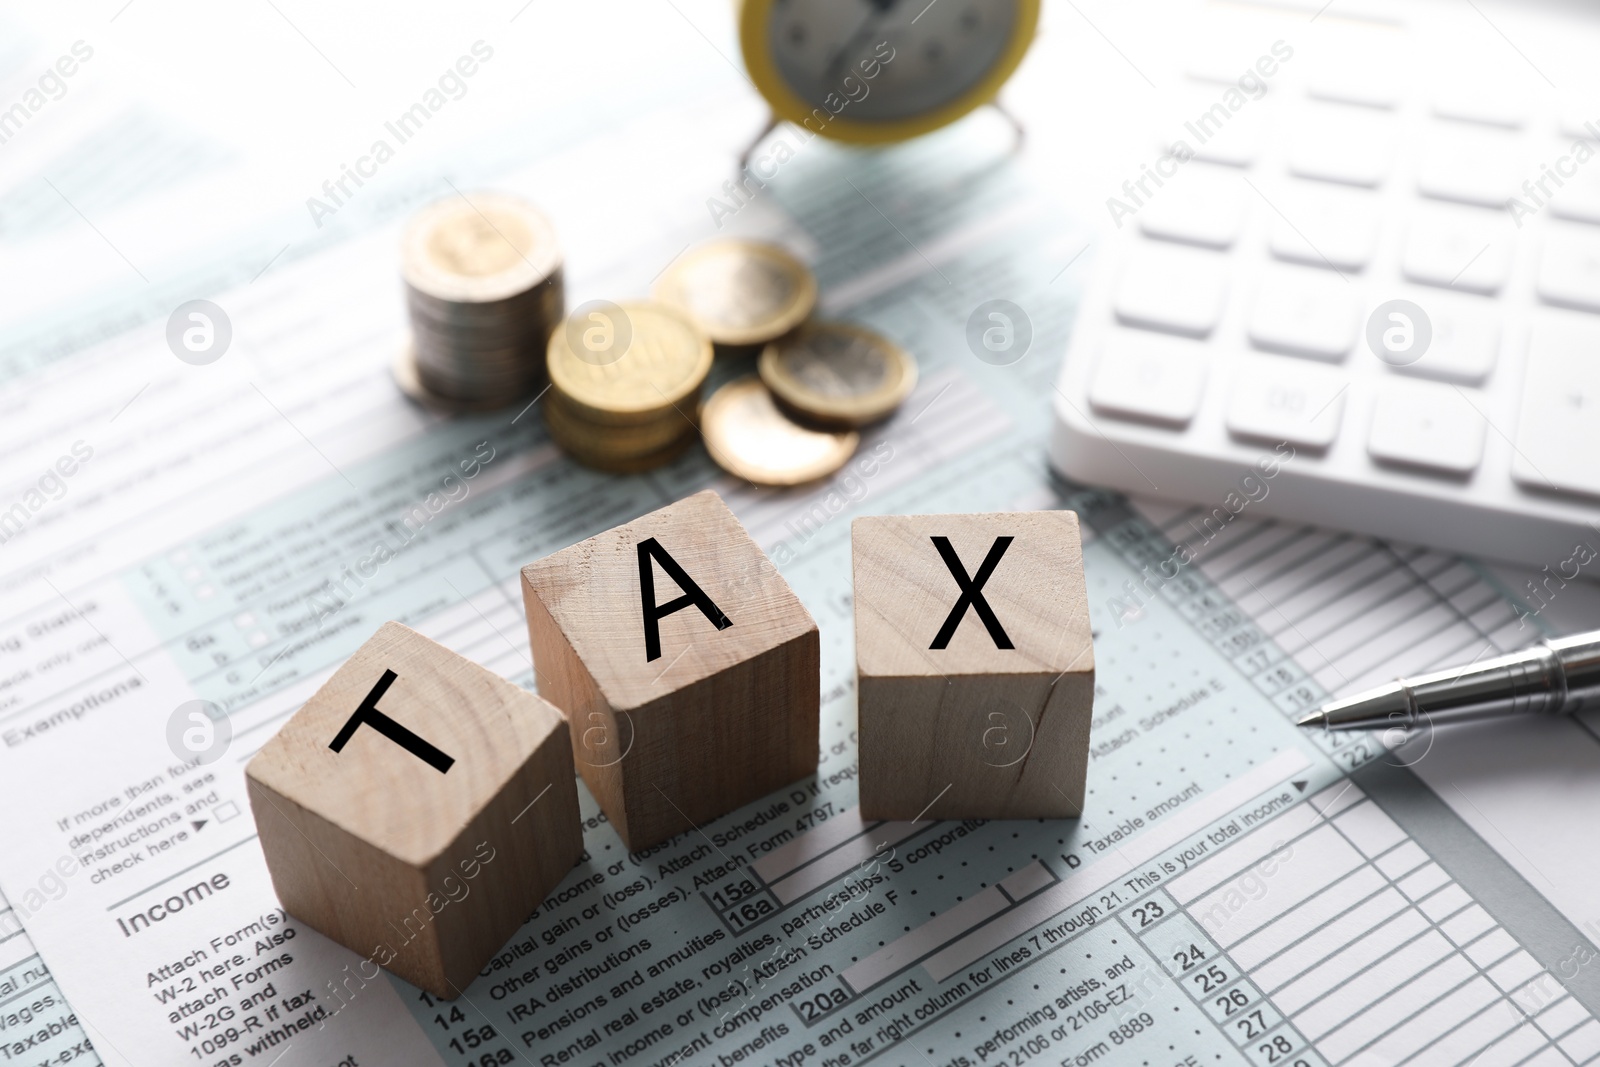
[637,537,732,661]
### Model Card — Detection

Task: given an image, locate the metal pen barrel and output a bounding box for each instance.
[1403,644,1563,727]
[1312,630,1600,731]
[1549,632,1600,714]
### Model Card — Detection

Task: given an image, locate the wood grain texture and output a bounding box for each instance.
[852,511,1094,820]
[522,489,819,851]
[245,621,582,998]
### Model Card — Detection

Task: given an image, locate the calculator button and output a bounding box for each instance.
[1548,154,1600,226]
[1416,126,1526,208]
[1401,206,1514,295]
[1386,300,1499,386]
[1113,244,1228,338]
[1088,333,1208,428]
[1288,105,1397,187]
[1512,316,1600,499]
[1558,107,1600,141]
[1305,37,1406,109]
[1248,267,1359,361]
[1431,82,1529,129]
[1166,88,1264,167]
[1307,73,1401,111]
[1226,356,1348,450]
[1367,381,1486,475]
[1139,167,1249,250]
[1555,106,1600,140]
[1536,226,1600,313]
[1268,184,1381,271]
[1181,27,1271,87]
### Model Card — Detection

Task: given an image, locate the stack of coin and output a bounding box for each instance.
[544,301,712,472]
[534,233,915,484]
[396,192,563,410]
[654,239,816,353]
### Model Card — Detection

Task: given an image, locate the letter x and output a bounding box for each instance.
[929,536,1015,650]
[329,670,455,773]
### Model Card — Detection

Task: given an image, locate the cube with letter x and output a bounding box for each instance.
[521,489,819,851]
[245,620,582,999]
[851,511,1094,821]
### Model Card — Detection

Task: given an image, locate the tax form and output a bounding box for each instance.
[5,3,1600,1067]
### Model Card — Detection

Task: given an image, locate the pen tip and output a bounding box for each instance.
[1296,709,1326,728]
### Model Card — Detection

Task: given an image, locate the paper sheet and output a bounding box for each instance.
[4,2,1600,1066]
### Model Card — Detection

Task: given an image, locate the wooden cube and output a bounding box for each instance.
[852,511,1094,820]
[522,489,818,851]
[245,621,581,999]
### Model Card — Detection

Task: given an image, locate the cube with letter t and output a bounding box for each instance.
[245,621,582,999]
[521,489,819,852]
[852,511,1094,821]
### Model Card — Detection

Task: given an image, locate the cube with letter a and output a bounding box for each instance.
[521,489,819,851]
[851,511,1094,821]
[245,620,582,999]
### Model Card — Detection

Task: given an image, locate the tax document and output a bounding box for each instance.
[3,3,1600,1066]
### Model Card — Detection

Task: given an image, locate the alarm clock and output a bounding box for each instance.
[738,0,1040,145]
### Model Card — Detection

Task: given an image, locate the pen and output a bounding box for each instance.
[1297,629,1600,731]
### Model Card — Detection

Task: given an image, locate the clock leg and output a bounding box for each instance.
[737,112,782,174]
[990,98,1026,152]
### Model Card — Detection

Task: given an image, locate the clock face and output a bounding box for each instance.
[766,0,1020,124]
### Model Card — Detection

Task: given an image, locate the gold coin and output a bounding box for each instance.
[547,414,696,474]
[758,321,917,428]
[701,377,858,487]
[654,240,816,347]
[547,301,712,425]
[402,192,561,304]
[543,391,697,459]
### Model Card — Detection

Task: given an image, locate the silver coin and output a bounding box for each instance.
[401,193,561,304]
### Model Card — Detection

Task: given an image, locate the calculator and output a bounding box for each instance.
[1048,0,1600,568]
